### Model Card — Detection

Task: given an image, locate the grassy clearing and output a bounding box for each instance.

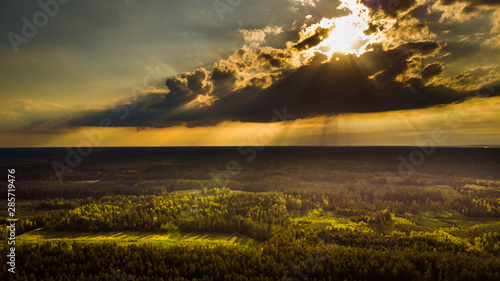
[19,230,259,248]
[292,208,499,240]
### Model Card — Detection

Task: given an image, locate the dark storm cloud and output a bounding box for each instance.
[362,0,417,16]
[62,41,499,129]
[363,0,499,18]
[435,65,500,92]
[293,26,333,51]
[439,0,500,7]
[372,42,441,84]
[421,63,444,81]
[437,0,500,19]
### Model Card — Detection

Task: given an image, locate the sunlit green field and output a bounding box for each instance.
[19,230,258,248]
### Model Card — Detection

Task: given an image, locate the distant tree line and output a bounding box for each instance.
[2,236,500,281]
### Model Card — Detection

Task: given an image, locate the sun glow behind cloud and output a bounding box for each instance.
[323,20,359,53]
[313,0,375,56]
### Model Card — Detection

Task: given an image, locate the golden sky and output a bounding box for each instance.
[1,0,499,147]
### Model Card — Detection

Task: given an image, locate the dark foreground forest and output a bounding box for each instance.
[1,147,499,280]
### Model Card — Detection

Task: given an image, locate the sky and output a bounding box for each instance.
[0,0,499,147]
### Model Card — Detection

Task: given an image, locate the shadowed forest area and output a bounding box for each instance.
[1,147,500,280]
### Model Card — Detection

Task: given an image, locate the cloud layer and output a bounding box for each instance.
[10,0,500,133]
[64,40,499,129]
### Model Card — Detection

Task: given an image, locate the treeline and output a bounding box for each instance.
[3,183,500,241]
[23,189,289,241]
[3,175,499,218]
[4,186,499,224]
[2,237,500,281]
[4,189,499,254]
[0,179,209,199]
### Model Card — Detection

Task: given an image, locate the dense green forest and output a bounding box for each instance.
[1,147,499,280]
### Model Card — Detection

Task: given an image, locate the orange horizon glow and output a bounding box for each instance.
[1,97,498,148]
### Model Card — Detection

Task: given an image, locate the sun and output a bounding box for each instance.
[324,20,359,54]
[311,0,376,57]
